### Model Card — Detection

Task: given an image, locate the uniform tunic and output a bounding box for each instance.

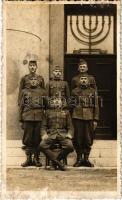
[46,80,70,98]
[71,86,99,155]
[18,74,45,106]
[20,87,47,154]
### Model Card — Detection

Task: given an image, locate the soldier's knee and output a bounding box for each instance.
[66,143,74,152]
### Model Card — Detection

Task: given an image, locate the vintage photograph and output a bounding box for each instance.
[4,1,120,198]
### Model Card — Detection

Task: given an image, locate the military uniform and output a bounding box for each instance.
[18,53,45,105]
[72,86,99,167]
[19,85,47,167]
[46,80,70,98]
[18,74,45,106]
[71,73,97,90]
[40,108,74,170]
[46,66,70,109]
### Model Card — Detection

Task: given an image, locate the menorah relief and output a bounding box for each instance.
[68,15,113,54]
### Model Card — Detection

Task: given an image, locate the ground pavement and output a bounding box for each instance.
[7,167,117,192]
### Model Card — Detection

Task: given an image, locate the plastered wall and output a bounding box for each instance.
[6,4,49,139]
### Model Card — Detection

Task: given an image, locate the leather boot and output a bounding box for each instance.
[21,154,33,167]
[50,161,58,170]
[33,153,42,167]
[57,149,69,162]
[83,154,94,167]
[73,153,84,167]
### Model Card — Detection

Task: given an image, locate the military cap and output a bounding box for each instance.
[78,59,87,65]
[79,75,89,80]
[23,53,39,65]
[53,65,62,71]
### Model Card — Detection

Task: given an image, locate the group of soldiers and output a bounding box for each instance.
[18,54,99,171]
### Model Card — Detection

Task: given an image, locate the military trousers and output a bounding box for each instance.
[40,135,74,161]
[73,119,94,155]
[22,121,41,155]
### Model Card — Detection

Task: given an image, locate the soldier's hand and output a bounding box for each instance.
[66,134,72,139]
[93,121,97,131]
[42,134,48,140]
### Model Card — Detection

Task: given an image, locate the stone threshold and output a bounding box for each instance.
[7,166,117,170]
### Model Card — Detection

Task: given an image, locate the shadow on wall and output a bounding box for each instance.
[7,57,23,140]
[7,58,20,95]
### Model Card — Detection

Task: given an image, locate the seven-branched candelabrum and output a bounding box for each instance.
[70,15,111,54]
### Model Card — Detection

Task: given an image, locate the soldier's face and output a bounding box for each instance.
[78,64,88,73]
[30,78,38,87]
[53,70,62,79]
[28,62,37,73]
[80,77,89,86]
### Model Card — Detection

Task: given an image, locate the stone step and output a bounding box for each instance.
[7,140,117,167]
[7,145,117,158]
[7,156,117,167]
[7,140,117,148]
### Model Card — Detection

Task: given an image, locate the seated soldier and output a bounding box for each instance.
[19,76,47,167]
[72,76,99,167]
[40,97,74,171]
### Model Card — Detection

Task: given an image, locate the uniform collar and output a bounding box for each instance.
[80,85,89,89]
[53,78,61,81]
[28,73,38,77]
[78,72,88,76]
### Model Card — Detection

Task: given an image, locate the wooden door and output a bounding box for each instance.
[64,54,117,139]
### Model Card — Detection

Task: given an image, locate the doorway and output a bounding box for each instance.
[64,4,117,139]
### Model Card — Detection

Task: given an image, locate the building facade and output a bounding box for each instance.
[6,3,117,167]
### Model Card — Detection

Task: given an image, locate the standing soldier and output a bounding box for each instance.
[46,65,70,101]
[72,76,99,167]
[40,97,74,171]
[18,54,45,107]
[71,59,97,90]
[19,76,47,167]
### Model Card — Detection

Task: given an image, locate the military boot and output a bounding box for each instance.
[33,153,42,167]
[21,154,33,167]
[73,153,84,167]
[53,160,66,171]
[83,154,94,167]
[50,161,58,170]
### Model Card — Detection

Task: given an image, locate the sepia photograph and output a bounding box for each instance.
[3,1,121,199]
